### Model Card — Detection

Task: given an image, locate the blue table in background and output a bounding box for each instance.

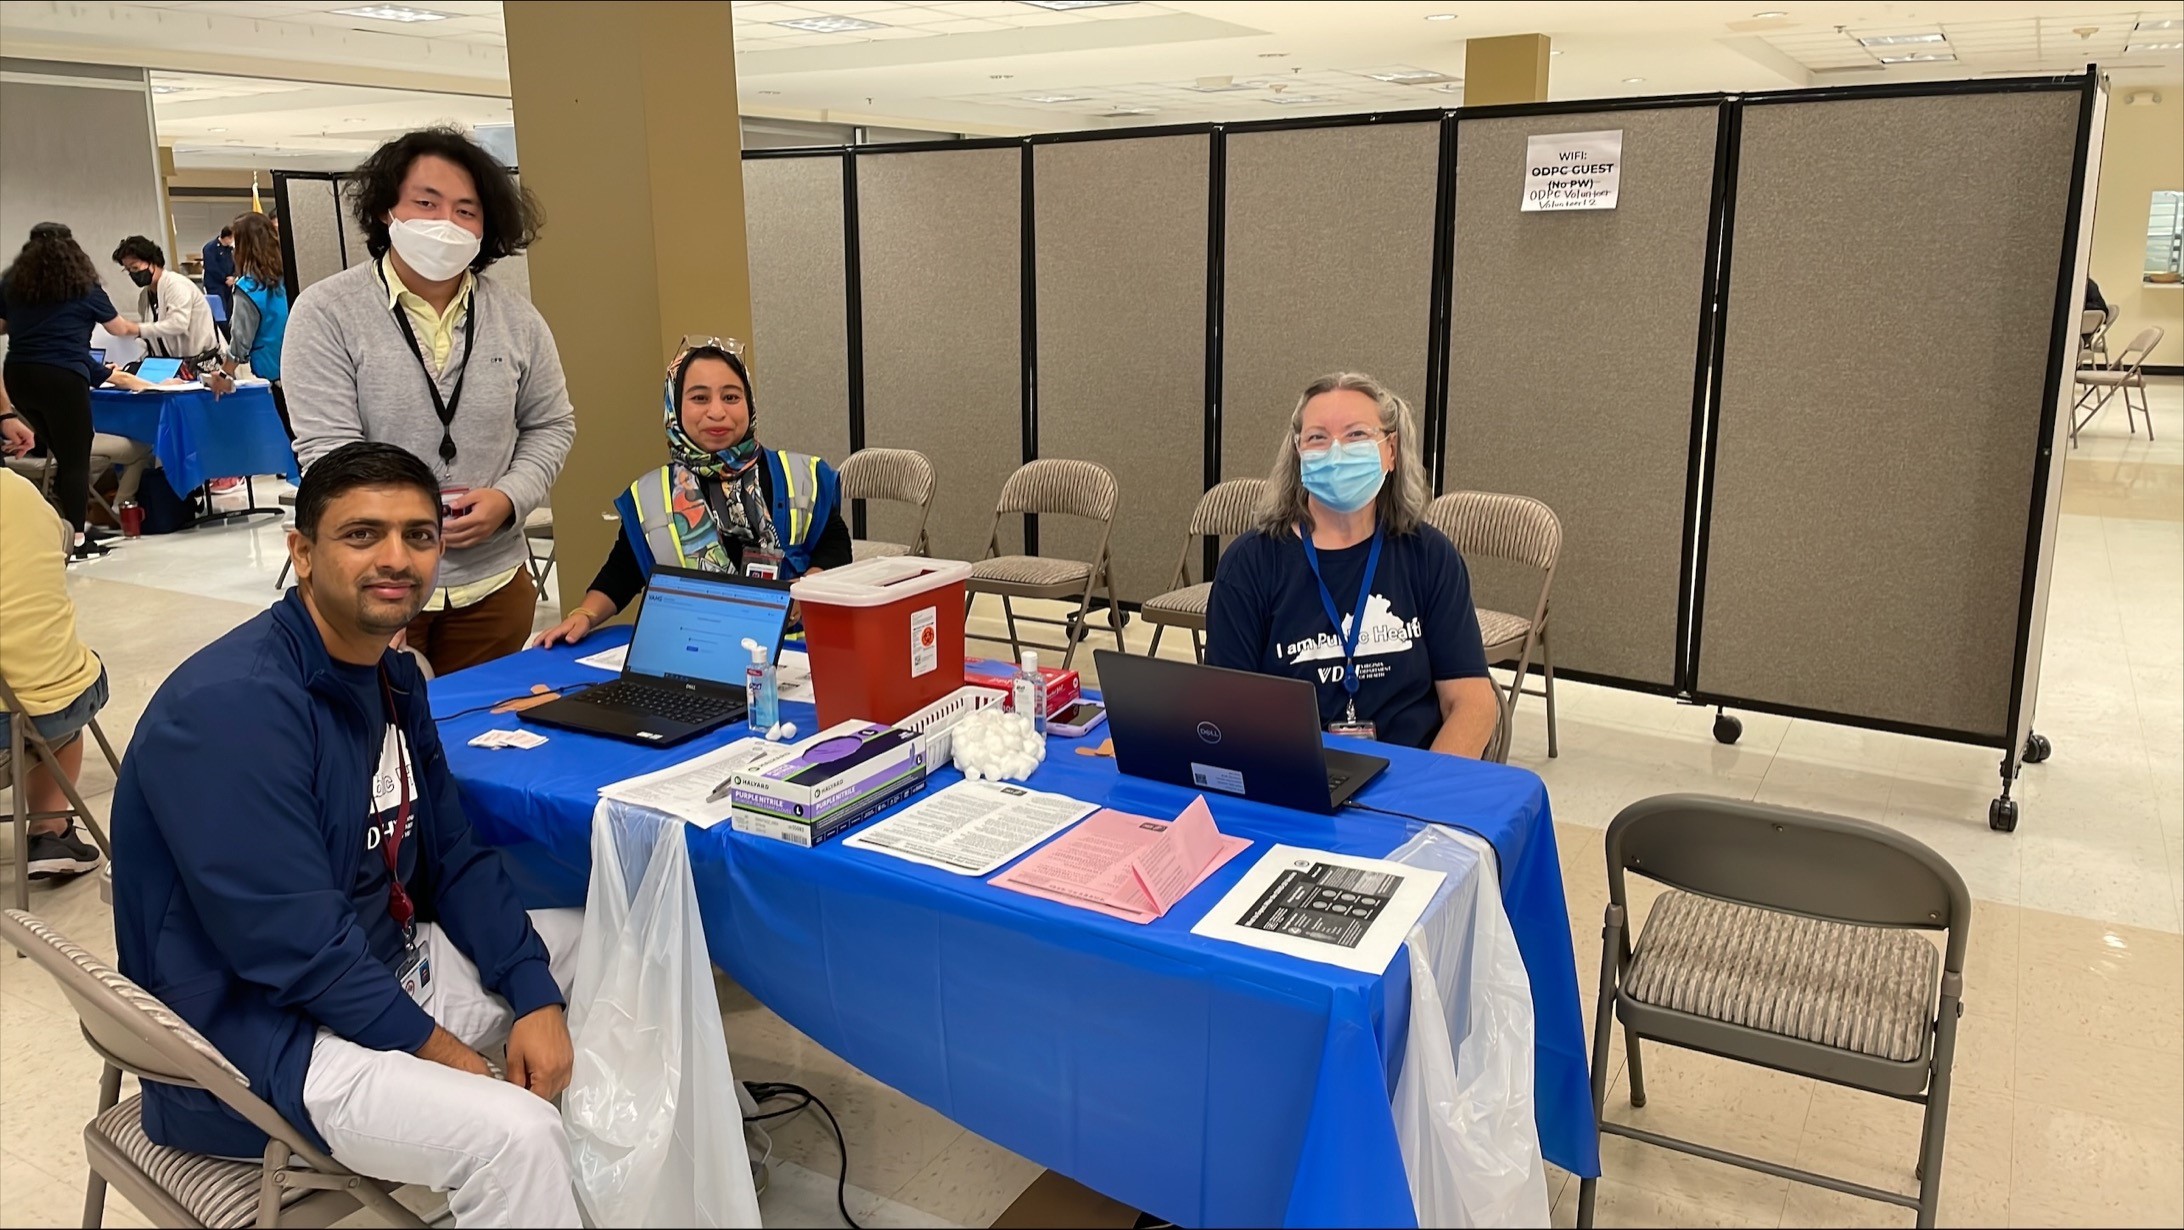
[435,631,1600,1226]
[91,384,293,516]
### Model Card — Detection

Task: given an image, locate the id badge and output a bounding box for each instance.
[1327,719,1378,740]
[743,549,782,581]
[395,937,434,1009]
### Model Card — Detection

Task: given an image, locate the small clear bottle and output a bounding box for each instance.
[744,639,780,730]
[1010,649,1047,736]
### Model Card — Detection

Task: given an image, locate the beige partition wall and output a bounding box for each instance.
[1697,88,2086,737]
[282,178,345,293]
[858,147,1024,562]
[1219,121,1442,481]
[1033,135,1211,603]
[1444,105,1722,689]
[744,155,851,464]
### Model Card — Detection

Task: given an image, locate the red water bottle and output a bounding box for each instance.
[118,500,144,538]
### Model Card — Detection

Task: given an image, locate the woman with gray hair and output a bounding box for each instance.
[1206,372,1499,757]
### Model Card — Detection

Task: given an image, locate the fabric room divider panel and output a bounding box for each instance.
[1032,134,1211,605]
[279,176,345,294]
[857,147,1025,563]
[1696,87,2086,739]
[744,155,852,465]
[1219,120,1442,485]
[1443,103,1723,691]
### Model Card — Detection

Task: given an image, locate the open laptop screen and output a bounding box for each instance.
[624,570,792,688]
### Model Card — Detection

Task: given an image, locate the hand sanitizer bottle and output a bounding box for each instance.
[742,638,779,731]
[1011,649,1047,736]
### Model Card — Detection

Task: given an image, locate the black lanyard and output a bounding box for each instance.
[1301,529,1385,707]
[379,266,476,467]
[375,671,416,936]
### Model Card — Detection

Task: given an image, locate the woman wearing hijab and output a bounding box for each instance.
[533,337,849,647]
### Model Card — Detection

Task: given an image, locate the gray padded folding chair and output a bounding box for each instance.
[2071,324,2163,446]
[1140,479,1264,662]
[965,459,1123,671]
[1426,491,1563,761]
[1577,794,1971,1230]
[839,448,936,561]
[1,674,118,915]
[0,909,431,1229]
[523,507,556,596]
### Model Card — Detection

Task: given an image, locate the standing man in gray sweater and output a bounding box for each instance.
[285,127,574,675]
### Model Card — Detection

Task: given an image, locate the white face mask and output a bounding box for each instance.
[386,217,481,282]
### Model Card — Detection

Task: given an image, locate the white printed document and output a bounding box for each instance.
[597,738,793,828]
[844,779,1096,876]
[575,643,628,673]
[1191,844,1445,974]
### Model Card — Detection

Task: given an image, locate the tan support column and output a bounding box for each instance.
[503,0,752,609]
[1464,34,1552,106]
[156,144,180,254]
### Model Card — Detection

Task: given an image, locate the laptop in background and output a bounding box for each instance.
[522,567,793,747]
[1093,651,1390,814]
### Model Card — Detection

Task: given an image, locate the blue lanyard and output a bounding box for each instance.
[1300,529,1384,700]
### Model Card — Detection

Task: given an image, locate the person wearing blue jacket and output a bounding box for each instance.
[112,442,583,1227]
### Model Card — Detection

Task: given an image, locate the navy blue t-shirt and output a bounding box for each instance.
[1206,525,1490,750]
[0,274,119,384]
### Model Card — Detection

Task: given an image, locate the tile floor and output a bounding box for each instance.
[1,381,2178,1228]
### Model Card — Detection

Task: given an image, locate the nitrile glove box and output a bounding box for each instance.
[727,720,927,845]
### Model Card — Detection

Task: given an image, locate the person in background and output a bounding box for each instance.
[112,442,582,1227]
[532,339,848,647]
[0,468,109,878]
[201,225,236,333]
[224,213,292,437]
[0,222,144,558]
[1206,371,1501,758]
[112,235,220,365]
[2085,277,2107,317]
[285,126,575,676]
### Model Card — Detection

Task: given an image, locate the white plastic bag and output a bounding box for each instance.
[563,800,762,1228]
[1389,825,1550,1228]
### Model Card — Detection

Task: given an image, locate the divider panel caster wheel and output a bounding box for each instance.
[1712,712,1743,745]
[2022,733,2052,765]
[1989,797,2019,832]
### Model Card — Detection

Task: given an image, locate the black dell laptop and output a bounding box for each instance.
[523,567,793,747]
[1093,651,1390,814]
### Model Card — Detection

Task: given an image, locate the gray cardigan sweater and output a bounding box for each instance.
[284,261,575,591]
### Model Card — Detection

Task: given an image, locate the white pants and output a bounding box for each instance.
[302,908,585,1229]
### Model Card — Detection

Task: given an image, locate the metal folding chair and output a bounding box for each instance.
[0,909,432,1230]
[1,674,117,915]
[2071,325,2163,446]
[965,459,1122,671]
[839,448,937,561]
[523,507,556,596]
[1139,479,1264,662]
[1578,794,1971,1230]
[1426,491,1564,761]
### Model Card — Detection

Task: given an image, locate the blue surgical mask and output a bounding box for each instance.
[1299,441,1387,513]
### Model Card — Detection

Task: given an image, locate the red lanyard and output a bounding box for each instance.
[377,673,416,933]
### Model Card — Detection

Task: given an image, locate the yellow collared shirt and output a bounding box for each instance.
[381,253,475,372]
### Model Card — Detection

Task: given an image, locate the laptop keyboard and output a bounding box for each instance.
[1326,771,1351,791]
[570,680,740,726]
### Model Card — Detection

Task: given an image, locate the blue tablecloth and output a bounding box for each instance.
[91,384,294,494]
[435,633,1600,1225]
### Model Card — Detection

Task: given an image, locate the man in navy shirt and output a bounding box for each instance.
[1208,372,1499,756]
[113,442,583,1227]
[201,225,236,332]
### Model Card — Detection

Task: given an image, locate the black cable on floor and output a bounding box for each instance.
[744,1080,861,1230]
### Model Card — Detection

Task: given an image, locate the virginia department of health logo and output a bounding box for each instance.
[1196,721,1222,745]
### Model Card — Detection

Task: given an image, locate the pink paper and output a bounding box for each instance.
[991,795,1249,924]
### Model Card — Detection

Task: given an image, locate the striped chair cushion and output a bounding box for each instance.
[1624,891,1938,1063]
[852,539,913,561]
[1141,583,1212,620]
[92,1096,313,1228]
[5,912,247,1085]
[1477,608,1531,653]
[971,556,1093,587]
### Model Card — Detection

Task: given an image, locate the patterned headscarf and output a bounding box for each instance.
[658,337,779,573]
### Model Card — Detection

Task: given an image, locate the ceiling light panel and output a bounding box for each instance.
[1855,31,1946,46]
[330,4,449,21]
[1876,51,1956,63]
[772,15,890,33]
[1019,1,1136,9]
[1358,67,1458,84]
